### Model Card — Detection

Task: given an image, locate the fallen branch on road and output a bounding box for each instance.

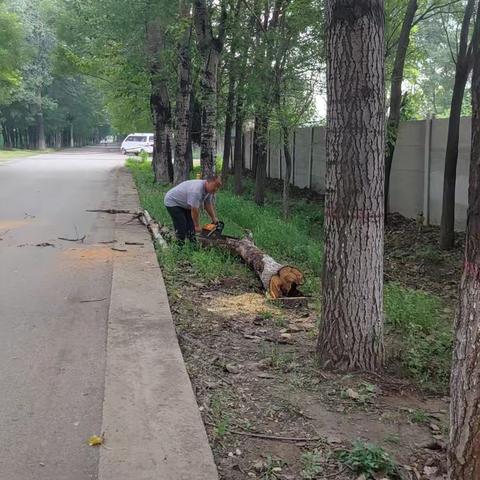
[58,235,86,243]
[140,210,169,248]
[86,209,134,214]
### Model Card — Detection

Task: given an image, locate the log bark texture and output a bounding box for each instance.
[317,0,385,372]
[201,236,303,299]
[448,11,480,477]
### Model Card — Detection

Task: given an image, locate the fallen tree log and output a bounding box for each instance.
[141,212,304,298]
[140,210,170,248]
[200,236,304,299]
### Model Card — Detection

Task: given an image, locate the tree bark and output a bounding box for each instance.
[193,0,226,178]
[385,0,418,218]
[147,19,172,184]
[174,0,193,185]
[317,0,385,372]
[234,96,244,195]
[36,112,46,150]
[282,125,292,219]
[254,115,269,206]
[440,0,477,250]
[222,71,235,180]
[448,10,480,476]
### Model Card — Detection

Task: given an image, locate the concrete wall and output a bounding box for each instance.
[241,118,471,230]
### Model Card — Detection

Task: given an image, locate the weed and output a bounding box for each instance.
[409,409,429,424]
[258,310,274,320]
[301,450,323,479]
[338,441,400,479]
[261,455,285,480]
[260,343,295,370]
[209,390,236,439]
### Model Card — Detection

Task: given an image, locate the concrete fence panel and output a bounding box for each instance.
[389,120,426,220]
[311,126,326,192]
[294,127,312,189]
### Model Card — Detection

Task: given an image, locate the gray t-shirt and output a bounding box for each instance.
[164,179,213,209]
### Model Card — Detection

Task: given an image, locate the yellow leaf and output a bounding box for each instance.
[88,435,103,446]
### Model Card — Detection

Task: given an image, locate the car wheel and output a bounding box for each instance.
[121,149,126,155]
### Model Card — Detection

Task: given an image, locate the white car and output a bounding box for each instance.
[121,133,154,155]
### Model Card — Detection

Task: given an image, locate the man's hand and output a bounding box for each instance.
[195,224,202,233]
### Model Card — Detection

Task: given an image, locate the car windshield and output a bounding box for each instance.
[126,136,147,142]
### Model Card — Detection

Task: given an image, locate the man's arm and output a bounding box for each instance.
[204,201,218,224]
[191,208,201,232]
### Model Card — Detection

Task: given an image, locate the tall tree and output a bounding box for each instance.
[440,0,479,249]
[147,18,172,184]
[174,0,193,184]
[448,8,480,477]
[385,0,418,217]
[317,0,385,371]
[193,0,227,178]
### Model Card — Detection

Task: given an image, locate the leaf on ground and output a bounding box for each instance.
[88,435,104,446]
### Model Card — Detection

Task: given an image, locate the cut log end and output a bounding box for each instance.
[269,266,304,299]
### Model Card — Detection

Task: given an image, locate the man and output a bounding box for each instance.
[164,176,222,242]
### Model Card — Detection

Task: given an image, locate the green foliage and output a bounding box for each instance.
[338,441,400,479]
[301,451,323,479]
[0,2,25,102]
[385,283,452,390]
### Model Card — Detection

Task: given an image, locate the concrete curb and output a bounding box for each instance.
[98,167,218,480]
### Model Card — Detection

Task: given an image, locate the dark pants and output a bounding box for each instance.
[166,206,196,243]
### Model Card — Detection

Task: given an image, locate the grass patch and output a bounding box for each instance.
[338,441,400,479]
[0,148,54,161]
[385,283,452,391]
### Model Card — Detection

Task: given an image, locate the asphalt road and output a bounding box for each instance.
[0,148,124,479]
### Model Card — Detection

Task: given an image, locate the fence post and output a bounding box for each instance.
[423,114,432,225]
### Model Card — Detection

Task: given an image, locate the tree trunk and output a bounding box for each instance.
[440,0,477,250]
[193,0,226,178]
[252,116,260,175]
[254,115,269,206]
[282,125,292,219]
[448,12,480,476]
[167,127,174,183]
[317,0,385,372]
[222,71,235,180]
[385,0,418,218]
[201,236,303,299]
[37,112,46,150]
[148,19,172,184]
[234,96,244,195]
[174,0,192,185]
[70,123,74,148]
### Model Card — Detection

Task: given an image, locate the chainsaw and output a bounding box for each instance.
[200,221,225,239]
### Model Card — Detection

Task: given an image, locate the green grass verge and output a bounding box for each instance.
[384,283,452,391]
[0,149,54,161]
[128,158,453,391]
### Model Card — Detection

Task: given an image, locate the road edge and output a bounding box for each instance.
[98,166,218,480]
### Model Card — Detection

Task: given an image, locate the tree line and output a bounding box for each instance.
[0,0,109,150]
